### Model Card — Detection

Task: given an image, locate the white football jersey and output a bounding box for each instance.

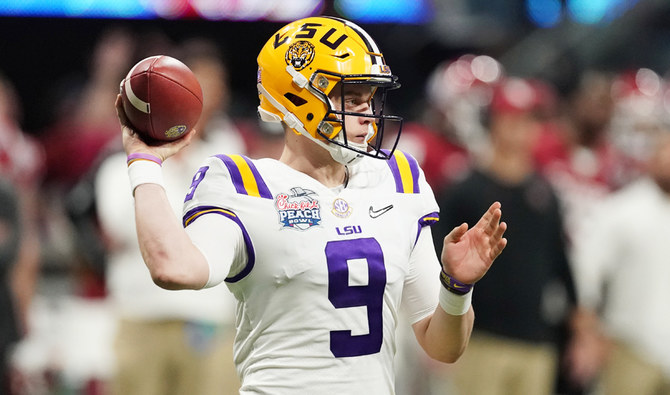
[182,150,440,394]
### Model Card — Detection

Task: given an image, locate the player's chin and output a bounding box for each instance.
[347,135,368,148]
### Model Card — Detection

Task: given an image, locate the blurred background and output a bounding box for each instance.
[3,0,670,132]
[2,0,670,394]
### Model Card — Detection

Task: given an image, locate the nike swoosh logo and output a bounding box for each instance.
[369,204,394,218]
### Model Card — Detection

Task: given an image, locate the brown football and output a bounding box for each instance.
[120,55,203,142]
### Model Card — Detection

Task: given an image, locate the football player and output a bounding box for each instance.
[116,16,507,393]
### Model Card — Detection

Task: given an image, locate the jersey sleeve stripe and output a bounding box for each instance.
[415,211,440,246]
[183,207,237,227]
[216,154,273,199]
[419,212,440,227]
[386,150,420,194]
[182,205,256,283]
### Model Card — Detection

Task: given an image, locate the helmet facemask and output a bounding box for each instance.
[312,70,403,163]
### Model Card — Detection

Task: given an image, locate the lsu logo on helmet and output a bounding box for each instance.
[285,40,316,71]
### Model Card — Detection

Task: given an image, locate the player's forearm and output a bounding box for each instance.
[134,183,208,290]
[414,305,474,363]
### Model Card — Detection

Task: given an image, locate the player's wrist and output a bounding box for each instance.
[127,154,164,196]
[438,285,472,316]
[439,269,473,296]
[127,152,163,166]
[437,269,473,316]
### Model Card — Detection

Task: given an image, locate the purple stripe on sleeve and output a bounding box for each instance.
[182,205,256,283]
[415,211,440,246]
[216,154,247,196]
[418,212,439,227]
[382,149,404,193]
[406,153,421,194]
[241,156,273,199]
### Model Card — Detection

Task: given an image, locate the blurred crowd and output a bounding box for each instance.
[2,24,670,395]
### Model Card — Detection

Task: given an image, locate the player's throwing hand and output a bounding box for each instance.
[115,94,196,163]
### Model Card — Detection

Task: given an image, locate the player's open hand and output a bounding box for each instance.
[115,94,196,162]
[440,201,507,285]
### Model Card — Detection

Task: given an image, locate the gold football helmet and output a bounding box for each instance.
[257,16,403,164]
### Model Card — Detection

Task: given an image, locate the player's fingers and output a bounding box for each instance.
[115,94,133,129]
[184,127,198,141]
[146,128,196,162]
[493,221,507,241]
[114,94,124,116]
[444,223,468,244]
[480,207,502,238]
[175,128,196,149]
[475,201,501,230]
[491,237,507,260]
[488,207,502,233]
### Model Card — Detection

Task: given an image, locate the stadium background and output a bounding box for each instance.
[2,0,670,134]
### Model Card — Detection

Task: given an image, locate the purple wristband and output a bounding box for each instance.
[439,270,473,295]
[127,153,162,166]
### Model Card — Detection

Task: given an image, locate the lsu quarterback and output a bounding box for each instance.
[116,16,507,394]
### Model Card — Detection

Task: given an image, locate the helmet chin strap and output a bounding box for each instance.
[328,143,363,165]
[257,82,363,165]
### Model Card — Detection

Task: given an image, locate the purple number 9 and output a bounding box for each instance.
[326,238,386,357]
[184,166,209,202]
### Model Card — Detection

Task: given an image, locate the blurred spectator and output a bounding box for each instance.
[396,54,505,196]
[176,37,246,156]
[0,71,45,393]
[35,28,148,300]
[534,70,653,394]
[533,70,627,248]
[608,68,670,184]
[432,77,580,395]
[94,37,242,395]
[0,72,44,335]
[37,28,175,298]
[570,84,670,395]
[41,27,144,188]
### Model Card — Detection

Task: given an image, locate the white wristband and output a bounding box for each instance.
[439,286,473,316]
[127,160,164,196]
